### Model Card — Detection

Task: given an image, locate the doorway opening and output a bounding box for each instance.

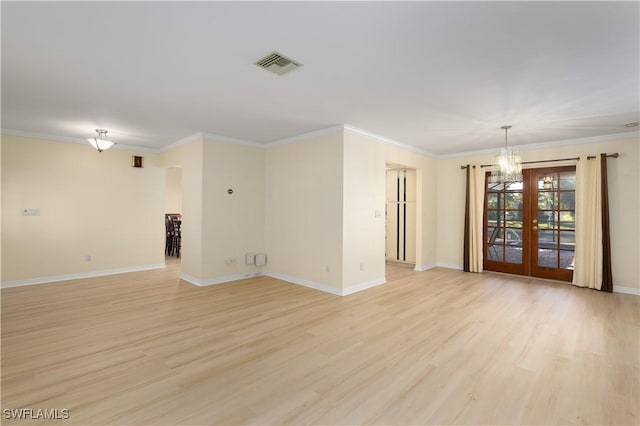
[385,164,417,273]
[165,166,182,266]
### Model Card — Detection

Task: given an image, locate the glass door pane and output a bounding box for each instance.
[484,178,525,275]
[531,168,575,281]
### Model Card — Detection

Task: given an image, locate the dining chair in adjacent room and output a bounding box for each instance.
[165,215,174,256]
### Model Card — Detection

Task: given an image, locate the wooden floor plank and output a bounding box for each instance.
[1,260,638,425]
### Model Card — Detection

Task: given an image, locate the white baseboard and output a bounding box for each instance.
[414,264,437,272]
[263,271,386,296]
[436,262,464,270]
[342,277,386,296]
[1,263,166,289]
[263,271,342,296]
[179,271,262,287]
[613,285,640,296]
[431,269,638,295]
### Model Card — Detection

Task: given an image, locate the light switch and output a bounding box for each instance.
[374,209,383,218]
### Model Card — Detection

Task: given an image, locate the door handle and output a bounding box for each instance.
[532,226,538,231]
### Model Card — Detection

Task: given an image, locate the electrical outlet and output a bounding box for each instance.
[85,255,92,262]
[255,254,267,266]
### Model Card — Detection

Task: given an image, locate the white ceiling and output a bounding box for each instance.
[2,1,639,155]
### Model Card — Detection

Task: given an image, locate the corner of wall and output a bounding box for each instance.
[264,129,345,290]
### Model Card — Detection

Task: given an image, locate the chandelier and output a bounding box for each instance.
[87,129,116,152]
[490,125,522,183]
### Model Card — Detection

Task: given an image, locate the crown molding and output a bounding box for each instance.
[265,125,345,148]
[161,131,265,152]
[1,128,161,153]
[266,123,436,157]
[436,131,640,159]
[201,132,265,148]
[160,132,203,152]
[2,128,85,145]
[344,125,436,158]
[7,127,636,159]
[3,125,434,158]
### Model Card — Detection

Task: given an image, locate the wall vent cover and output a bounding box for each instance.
[255,51,302,76]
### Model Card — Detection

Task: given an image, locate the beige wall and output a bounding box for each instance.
[419,156,438,270]
[4,130,635,293]
[1,135,165,284]
[373,134,438,271]
[265,129,436,293]
[342,130,437,291]
[0,136,2,282]
[165,167,182,214]
[436,136,640,290]
[265,132,344,290]
[201,138,266,281]
[342,133,386,289]
[161,137,266,284]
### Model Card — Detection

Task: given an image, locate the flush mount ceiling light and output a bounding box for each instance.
[489,125,522,184]
[624,121,639,128]
[87,129,115,152]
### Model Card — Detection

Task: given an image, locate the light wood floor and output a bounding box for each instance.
[2,261,639,425]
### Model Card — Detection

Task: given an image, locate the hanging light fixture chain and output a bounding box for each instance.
[500,125,512,149]
[505,126,507,149]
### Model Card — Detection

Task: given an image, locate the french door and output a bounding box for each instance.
[483,166,576,282]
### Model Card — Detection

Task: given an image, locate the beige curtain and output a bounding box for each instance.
[573,155,602,289]
[468,165,485,272]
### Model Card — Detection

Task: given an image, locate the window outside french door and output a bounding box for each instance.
[483,166,576,282]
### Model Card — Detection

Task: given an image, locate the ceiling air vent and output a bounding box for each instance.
[255,51,302,76]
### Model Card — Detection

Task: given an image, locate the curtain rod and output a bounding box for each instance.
[587,153,619,160]
[460,153,619,169]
